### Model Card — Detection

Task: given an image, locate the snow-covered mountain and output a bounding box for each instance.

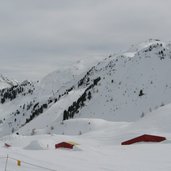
[0,74,18,89]
[1,39,171,171]
[0,39,171,137]
[66,39,171,121]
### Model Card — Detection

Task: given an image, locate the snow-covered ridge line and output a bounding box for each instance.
[59,39,171,121]
[1,39,171,137]
[0,74,18,89]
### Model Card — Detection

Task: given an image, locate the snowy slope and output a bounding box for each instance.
[0,58,103,136]
[1,39,171,138]
[36,39,171,125]
[0,74,18,89]
[71,39,171,121]
[14,39,171,138]
[129,103,171,133]
[40,58,105,94]
[1,103,171,171]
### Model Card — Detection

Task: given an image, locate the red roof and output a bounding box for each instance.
[55,142,74,149]
[121,134,166,145]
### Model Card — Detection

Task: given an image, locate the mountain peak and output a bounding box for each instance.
[128,39,164,52]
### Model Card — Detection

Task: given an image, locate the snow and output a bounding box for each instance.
[1,39,171,137]
[129,104,171,133]
[0,74,18,89]
[24,140,49,150]
[0,40,171,170]
[1,103,171,170]
[40,58,105,94]
[128,39,164,53]
[123,52,136,57]
[73,39,171,121]
[19,88,86,135]
[2,143,171,171]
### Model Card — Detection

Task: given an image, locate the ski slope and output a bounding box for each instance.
[1,103,171,170]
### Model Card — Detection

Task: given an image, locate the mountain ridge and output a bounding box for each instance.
[0,74,18,89]
[0,39,171,137]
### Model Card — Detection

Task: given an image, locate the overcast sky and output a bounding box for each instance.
[0,0,171,81]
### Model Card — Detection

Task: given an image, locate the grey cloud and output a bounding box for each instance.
[0,0,171,80]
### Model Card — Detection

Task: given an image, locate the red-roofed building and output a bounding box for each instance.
[121,134,166,145]
[55,142,76,149]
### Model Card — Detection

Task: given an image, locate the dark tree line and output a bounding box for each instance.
[78,67,95,87]
[25,102,48,124]
[63,77,101,121]
[0,81,34,104]
[24,86,75,126]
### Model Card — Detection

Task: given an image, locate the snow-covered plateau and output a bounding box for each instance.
[0,39,171,170]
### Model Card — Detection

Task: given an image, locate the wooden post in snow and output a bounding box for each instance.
[4,155,8,171]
